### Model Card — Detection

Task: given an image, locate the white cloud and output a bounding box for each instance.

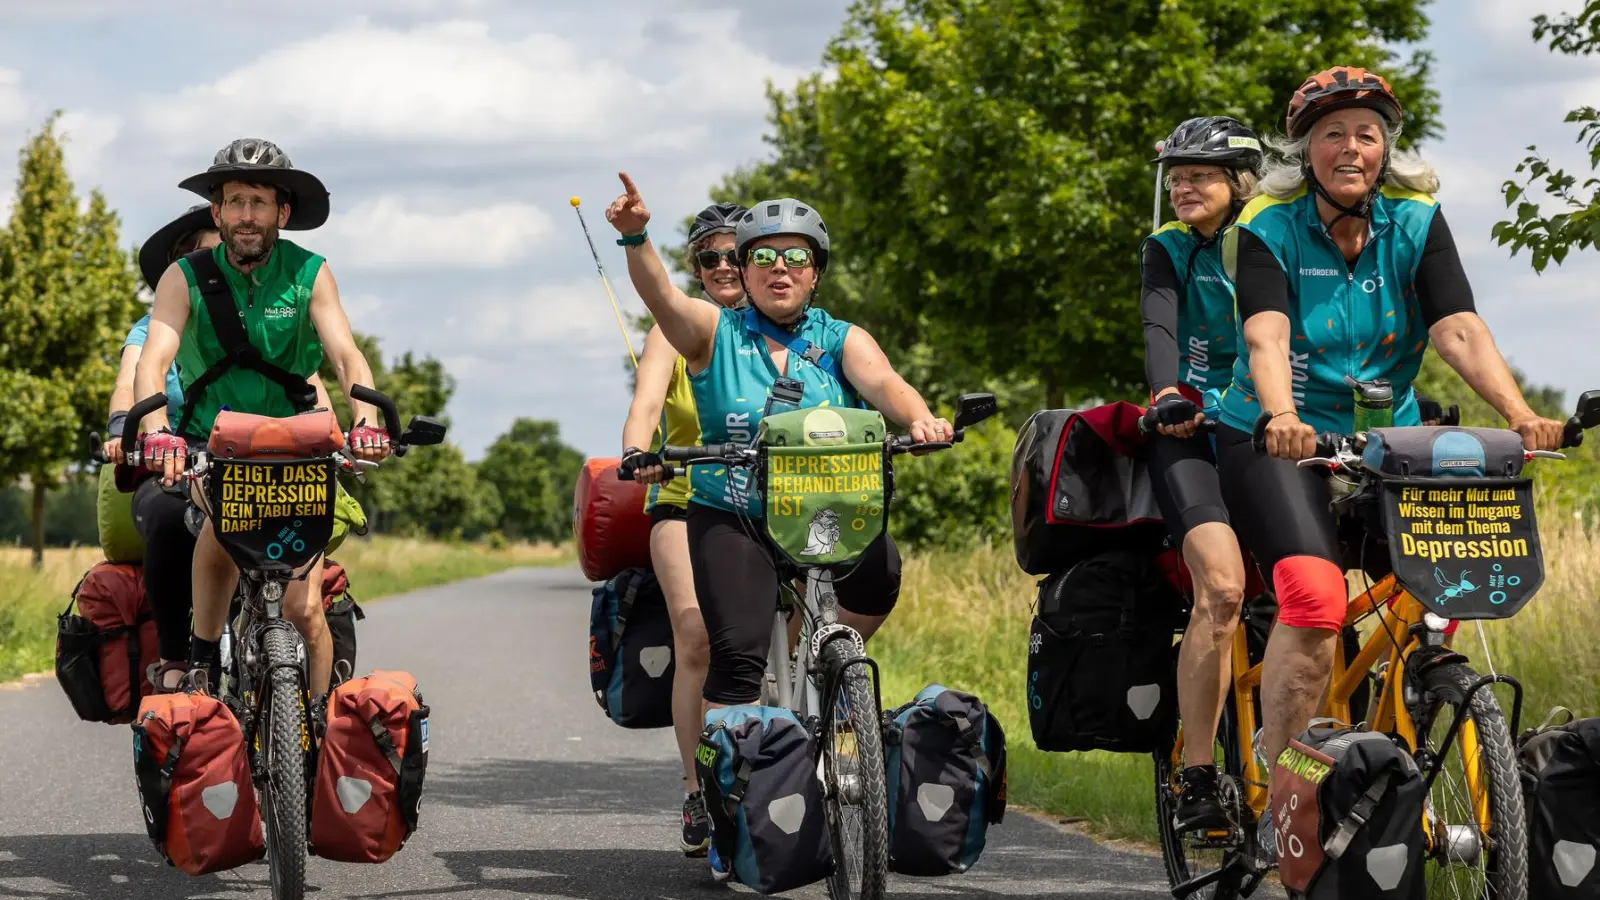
[315,194,555,270]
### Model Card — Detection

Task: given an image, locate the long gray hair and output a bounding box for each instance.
[1258,119,1439,200]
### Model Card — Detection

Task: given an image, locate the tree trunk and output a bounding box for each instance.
[30,478,46,569]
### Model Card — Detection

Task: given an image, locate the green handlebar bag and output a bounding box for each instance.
[759,407,890,566]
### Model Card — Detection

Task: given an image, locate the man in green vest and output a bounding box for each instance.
[133,138,390,702]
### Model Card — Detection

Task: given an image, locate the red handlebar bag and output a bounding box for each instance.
[573,458,653,582]
[208,409,345,459]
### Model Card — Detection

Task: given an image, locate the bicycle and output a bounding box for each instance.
[121,385,445,900]
[1159,388,1600,900]
[649,391,997,900]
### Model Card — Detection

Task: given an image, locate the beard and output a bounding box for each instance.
[221,219,279,264]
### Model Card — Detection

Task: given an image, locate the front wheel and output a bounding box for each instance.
[261,627,309,900]
[820,637,889,900]
[1412,661,1527,900]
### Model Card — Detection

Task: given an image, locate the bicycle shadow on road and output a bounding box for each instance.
[425,756,684,816]
[0,832,279,899]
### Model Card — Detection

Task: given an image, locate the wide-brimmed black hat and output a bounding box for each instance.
[177,138,329,231]
[138,203,216,290]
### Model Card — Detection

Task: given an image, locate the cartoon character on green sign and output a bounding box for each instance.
[803,508,842,557]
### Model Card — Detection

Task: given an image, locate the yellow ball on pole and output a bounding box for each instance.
[569,196,581,207]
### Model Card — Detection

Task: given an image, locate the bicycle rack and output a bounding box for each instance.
[1421,673,1523,795]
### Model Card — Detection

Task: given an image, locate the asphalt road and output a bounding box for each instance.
[0,566,1240,899]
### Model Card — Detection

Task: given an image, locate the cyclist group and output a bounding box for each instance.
[96,61,1565,893]
[610,62,1568,883]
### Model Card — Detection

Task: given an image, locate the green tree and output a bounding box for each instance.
[0,114,141,565]
[369,441,503,541]
[477,418,584,542]
[716,0,1439,409]
[1492,1,1600,272]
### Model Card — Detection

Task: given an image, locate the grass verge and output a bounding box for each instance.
[873,513,1599,847]
[0,537,568,684]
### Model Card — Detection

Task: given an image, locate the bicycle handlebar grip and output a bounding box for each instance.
[1315,433,1343,459]
[1563,415,1585,450]
[122,394,170,453]
[350,384,401,442]
[662,445,715,463]
[1251,412,1271,453]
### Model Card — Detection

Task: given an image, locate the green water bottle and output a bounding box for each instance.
[1346,375,1394,432]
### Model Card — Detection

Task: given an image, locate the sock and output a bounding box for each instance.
[190,636,222,670]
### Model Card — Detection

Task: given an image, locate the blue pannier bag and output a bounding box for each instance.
[695,706,834,894]
[587,568,674,728]
[884,684,1008,875]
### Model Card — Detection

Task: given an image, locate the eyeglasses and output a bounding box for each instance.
[695,249,738,270]
[221,195,279,215]
[1164,171,1228,191]
[748,246,814,269]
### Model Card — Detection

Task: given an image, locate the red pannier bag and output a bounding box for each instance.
[55,562,159,723]
[132,692,264,874]
[207,408,345,458]
[311,670,430,863]
[572,457,653,582]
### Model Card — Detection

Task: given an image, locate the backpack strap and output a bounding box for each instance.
[728,757,754,807]
[1323,769,1392,859]
[174,248,318,437]
[610,571,646,652]
[742,307,860,405]
[949,714,995,781]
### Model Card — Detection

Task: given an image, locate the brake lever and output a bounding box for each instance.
[1526,450,1568,461]
[1296,456,1342,469]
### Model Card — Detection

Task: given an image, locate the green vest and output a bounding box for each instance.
[175,240,325,437]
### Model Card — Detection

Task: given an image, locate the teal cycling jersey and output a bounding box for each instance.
[124,315,185,423]
[1218,185,1438,434]
[689,306,859,516]
[1144,222,1238,402]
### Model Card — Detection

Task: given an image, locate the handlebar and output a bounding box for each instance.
[1137,402,1218,437]
[616,430,969,481]
[351,383,407,457]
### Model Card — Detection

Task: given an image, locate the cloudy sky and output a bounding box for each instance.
[2,1,1597,458]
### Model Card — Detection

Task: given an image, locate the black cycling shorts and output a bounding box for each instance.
[686,503,901,704]
[1145,431,1229,545]
[649,503,687,526]
[132,478,197,660]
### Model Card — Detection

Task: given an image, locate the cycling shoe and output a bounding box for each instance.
[1172,765,1231,832]
[681,791,710,857]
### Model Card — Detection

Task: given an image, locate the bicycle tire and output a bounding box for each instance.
[820,637,889,900]
[261,627,309,900]
[1154,693,1250,900]
[1414,661,1528,900]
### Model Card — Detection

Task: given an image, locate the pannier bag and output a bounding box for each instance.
[1520,710,1600,898]
[1010,402,1167,575]
[1271,722,1425,900]
[132,691,263,875]
[696,706,834,894]
[1025,551,1183,753]
[1362,426,1526,478]
[322,559,363,689]
[573,457,653,582]
[883,684,1007,875]
[56,562,158,724]
[311,670,430,863]
[588,567,675,728]
[96,463,144,563]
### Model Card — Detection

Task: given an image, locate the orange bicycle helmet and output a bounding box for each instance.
[1285,67,1403,139]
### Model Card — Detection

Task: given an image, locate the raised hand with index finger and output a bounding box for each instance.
[604,172,651,237]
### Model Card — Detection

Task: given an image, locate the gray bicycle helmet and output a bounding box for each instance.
[688,202,749,246]
[735,198,830,273]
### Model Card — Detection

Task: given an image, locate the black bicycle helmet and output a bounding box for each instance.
[688,202,749,246]
[1153,116,1263,173]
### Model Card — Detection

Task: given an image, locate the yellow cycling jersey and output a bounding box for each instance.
[647,353,700,510]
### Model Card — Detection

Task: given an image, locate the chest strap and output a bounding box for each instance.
[742,307,860,405]
[175,248,317,437]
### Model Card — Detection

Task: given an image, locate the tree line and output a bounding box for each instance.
[0,116,582,560]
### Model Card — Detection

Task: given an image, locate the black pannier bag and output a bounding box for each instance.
[1273,723,1426,900]
[1011,402,1166,575]
[1025,550,1184,753]
[1520,710,1600,898]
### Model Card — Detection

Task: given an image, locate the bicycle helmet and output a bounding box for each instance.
[1153,116,1263,173]
[177,138,330,230]
[735,198,831,273]
[1285,66,1403,139]
[687,202,749,246]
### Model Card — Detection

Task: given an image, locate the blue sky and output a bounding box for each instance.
[2,0,1597,458]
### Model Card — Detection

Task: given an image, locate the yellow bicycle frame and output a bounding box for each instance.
[1170,573,1493,845]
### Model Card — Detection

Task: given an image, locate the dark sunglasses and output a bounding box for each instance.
[748,246,814,269]
[695,249,738,270]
